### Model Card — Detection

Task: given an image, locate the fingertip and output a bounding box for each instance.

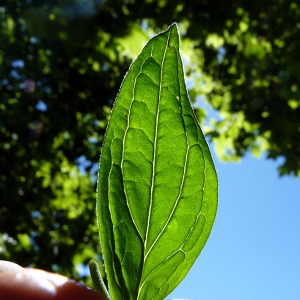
[0,269,56,300]
[0,267,105,300]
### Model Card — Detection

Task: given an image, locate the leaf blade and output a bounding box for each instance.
[96,23,218,300]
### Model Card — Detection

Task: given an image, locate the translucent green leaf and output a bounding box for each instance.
[94,23,218,300]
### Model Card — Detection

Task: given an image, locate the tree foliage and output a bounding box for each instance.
[1,0,299,283]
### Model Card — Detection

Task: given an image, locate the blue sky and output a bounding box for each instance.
[168,151,300,300]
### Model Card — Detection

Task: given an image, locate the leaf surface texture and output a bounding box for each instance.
[97,23,218,300]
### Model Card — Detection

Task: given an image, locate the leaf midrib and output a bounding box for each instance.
[137,28,192,298]
[144,34,170,255]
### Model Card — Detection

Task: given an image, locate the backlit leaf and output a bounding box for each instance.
[95,23,218,300]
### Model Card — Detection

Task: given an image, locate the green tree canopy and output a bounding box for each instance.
[1,0,299,283]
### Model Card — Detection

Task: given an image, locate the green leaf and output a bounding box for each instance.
[94,23,218,300]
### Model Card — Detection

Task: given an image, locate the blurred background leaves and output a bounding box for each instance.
[1,0,300,285]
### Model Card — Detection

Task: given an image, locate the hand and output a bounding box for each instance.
[0,260,105,300]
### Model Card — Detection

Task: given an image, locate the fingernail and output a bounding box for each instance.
[0,260,23,273]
